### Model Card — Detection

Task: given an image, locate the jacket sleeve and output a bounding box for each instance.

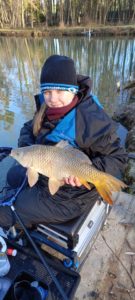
[76,101,128,179]
[18,120,35,147]
[90,122,128,179]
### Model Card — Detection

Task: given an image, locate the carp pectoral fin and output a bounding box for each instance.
[48,178,63,195]
[79,179,92,190]
[27,168,39,187]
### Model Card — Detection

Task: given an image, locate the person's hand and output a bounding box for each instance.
[63,176,82,187]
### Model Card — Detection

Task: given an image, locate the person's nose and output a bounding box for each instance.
[49,91,58,103]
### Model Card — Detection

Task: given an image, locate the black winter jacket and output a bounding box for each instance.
[18,75,128,209]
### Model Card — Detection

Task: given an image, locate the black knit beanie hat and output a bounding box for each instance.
[40,55,79,94]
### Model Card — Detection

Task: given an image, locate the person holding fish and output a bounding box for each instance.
[0,55,128,229]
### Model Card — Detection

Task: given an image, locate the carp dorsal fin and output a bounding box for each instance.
[56,140,92,164]
[72,149,92,165]
[56,140,70,149]
[27,168,39,187]
[48,178,64,195]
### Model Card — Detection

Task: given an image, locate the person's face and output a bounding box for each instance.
[43,90,75,108]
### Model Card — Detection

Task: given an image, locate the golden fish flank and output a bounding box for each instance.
[10,141,127,206]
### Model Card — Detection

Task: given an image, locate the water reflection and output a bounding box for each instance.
[0,36,135,147]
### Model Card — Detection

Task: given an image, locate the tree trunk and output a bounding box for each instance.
[21,0,25,28]
[30,0,33,28]
[59,0,64,27]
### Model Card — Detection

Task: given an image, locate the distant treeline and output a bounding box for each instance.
[0,0,135,28]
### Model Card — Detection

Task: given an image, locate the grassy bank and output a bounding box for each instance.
[0,24,135,37]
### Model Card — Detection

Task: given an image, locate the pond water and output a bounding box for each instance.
[0,36,135,148]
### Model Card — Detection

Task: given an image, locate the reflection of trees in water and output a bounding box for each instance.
[76,38,135,112]
[0,109,14,130]
[0,37,43,125]
[0,36,134,127]
[0,59,11,109]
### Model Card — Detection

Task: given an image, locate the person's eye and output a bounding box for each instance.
[44,91,50,96]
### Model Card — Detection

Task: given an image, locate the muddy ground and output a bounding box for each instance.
[75,192,135,300]
[0,25,135,37]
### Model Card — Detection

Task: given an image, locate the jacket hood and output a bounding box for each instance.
[77,74,92,97]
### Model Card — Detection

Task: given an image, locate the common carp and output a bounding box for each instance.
[10,141,127,205]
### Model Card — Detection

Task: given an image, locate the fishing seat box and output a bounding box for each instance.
[32,199,108,268]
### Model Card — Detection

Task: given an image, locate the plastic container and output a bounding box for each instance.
[31,281,48,299]
[0,237,10,277]
[4,272,50,300]
[0,278,12,299]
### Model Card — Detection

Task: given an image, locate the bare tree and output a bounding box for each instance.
[0,0,134,28]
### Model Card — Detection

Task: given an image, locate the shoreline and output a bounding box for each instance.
[0,25,135,38]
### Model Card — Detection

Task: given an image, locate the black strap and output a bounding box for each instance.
[0,147,12,162]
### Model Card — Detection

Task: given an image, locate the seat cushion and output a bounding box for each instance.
[45,191,98,238]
